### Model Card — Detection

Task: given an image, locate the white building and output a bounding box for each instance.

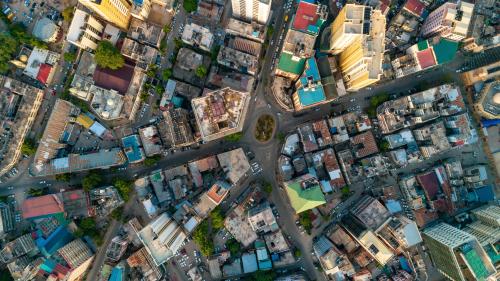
[231,0,272,24]
[420,2,474,41]
[67,9,105,51]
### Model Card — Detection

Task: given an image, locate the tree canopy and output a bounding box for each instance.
[63,52,77,63]
[94,41,124,70]
[210,207,225,230]
[192,221,214,256]
[82,170,103,191]
[62,7,74,22]
[113,178,133,202]
[21,138,37,155]
[0,33,19,74]
[183,0,198,13]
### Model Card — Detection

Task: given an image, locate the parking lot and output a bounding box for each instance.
[4,0,68,30]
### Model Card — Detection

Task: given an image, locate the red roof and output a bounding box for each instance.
[37,64,52,85]
[416,49,436,69]
[293,1,319,31]
[93,62,135,94]
[416,171,440,200]
[22,194,64,219]
[403,0,426,17]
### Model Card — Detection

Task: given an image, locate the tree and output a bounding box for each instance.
[262,181,272,194]
[226,239,240,256]
[248,271,276,281]
[210,45,220,62]
[28,188,43,197]
[110,206,123,221]
[162,68,172,81]
[192,221,214,256]
[275,132,286,142]
[183,0,198,13]
[0,33,18,74]
[379,140,390,152]
[163,24,171,34]
[195,66,207,78]
[144,155,161,167]
[294,249,302,258]
[55,173,71,182]
[82,170,103,191]
[299,211,313,234]
[114,178,132,202]
[62,7,74,22]
[94,41,124,70]
[224,132,243,142]
[63,52,76,63]
[266,26,274,38]
[341,186,350,199]
[21,138,37,155]
[210,207,225,230]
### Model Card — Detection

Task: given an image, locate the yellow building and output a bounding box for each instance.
[79,0,132,30]
[329,4,369,55]
[334,6,386,91]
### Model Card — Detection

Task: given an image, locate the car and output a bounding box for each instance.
[7,186,13,190]
[39,181,46,184]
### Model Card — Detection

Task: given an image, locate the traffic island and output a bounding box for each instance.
[254,114,276,143]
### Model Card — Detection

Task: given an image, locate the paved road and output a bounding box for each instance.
[85,219,120,281]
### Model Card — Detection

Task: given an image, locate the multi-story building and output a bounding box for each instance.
[79,0,132,30]
[130,0,173,21]
[127,247,162,281]
[0,203,14,237]
[422,223,497,281]
[473,80,500,119]
[106,236,129,262]
[420,2,474,42]
[328,4,386,91]
[231,0,271,24]
[66,9,105,50]
[56,239,94,281]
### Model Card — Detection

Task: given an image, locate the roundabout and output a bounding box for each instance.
[253,114,277,143]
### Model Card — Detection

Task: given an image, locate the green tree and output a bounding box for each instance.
[174,38,183,49]
[266,26,274,38]
[224,132,243,142]
[110,206,123,221]
[195,66,207,78]
[144,155,161,167]
[262,181,272,194]
[162,68,172,81]
[248,271,276,281]
[113,178,132,202]
[28,188,43,197]
[226,239,240,256]
[62,7,74,22]
[0,33,18,74]
[210,45,220,62]
[299,211,312,234]
[379,139,390,152]
[183,0,198,13]
[341,186,350,199]
[163,24,171,34]
[55,173,71,182]
[275,132,286,141]
[94,41,124,70]
[21,138,37,155]
[63,52,77,63]
[192,221,214,256]
[210,207,225,230]
[82,170,103,191]
[294,249,302,258]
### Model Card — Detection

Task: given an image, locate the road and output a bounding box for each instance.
[85,219,120,281]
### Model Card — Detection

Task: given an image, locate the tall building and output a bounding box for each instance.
[79,0,132,30]
[328,4,386,91]
[66,9,105,51]
[231,0,271,24]
[473,80,500,120]
[56,239,94,281]
[422,223,496,281]
[420,2,474,42]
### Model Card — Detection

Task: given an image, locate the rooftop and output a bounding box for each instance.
[292,0,328,34]
[403,0,426,17]
[295,57,326,108]
[22,195,64,219]
[181,22,214,51]
[350,131,379,159]
[138,213,187,266]
[122,135,145,163]
[217,148,251,184]
[350,195,390,229]
[225,18,266,43]
[127,18,163,47]
[121,38,158,70]
[217,46,258,75]
[283,29,317,58]
[191,88,250,141]
[277,52,306,76]
[138,126,162,156]
[285,174,326,213]
[93,62,135,94]
[90,86,123,120]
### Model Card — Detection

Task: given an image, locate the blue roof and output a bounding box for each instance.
[386,200,403,214]
[172,96,184,108]
[474,185,495,202]
[40,259,57,273]
[242,253,258,273]
[399,257,412,273]
[297,58,326,107]
[122,135,145,163]
[36,226,73,257]
[109,266,124,281]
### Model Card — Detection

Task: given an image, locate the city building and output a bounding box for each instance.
[139,126,163,156]
[127,17,164,47]
[191,88,250,142]
[0,76,43,176]
[217,148,251,185]
[106,236,129,262]
[284,174,326,214]
[161,108,196,148]
[89,86,124,120]
[292,57,327,110]
[291,0,328,35]
[78,0,132,30]
[420,2,474,41]
[313,236,355,278]
[206,66,255,93]
[16,47,59,85]
[21,194,65,221]
[121,38,159,70]
[56,239,94,281]
[461,61,500,87]
[377,84,465,134]
[247,202,278,233]
[127,247,162,281]
[173,48,211,87]
[194,181,231,218]
[61,190,92,218]
[32,17,60,43]
[217,46,258,75]
[350,131,379,159]
[375,216,422,252]
[66,9,105,51]
[350,195,390,229]
[89,186,124,216]
[138,213,187,265]
[130,0,173,22]
[328,4,386,91]
[225,18,266,43]
[122,134,146,163]
[231,0,271,24]
[423,223,497,281]
[473,80,500,119]
[0,203,14,237]
[181,22,214,51]
[0,234,38,263]
[228,36,262,56]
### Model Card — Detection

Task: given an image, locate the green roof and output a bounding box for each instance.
[277,53,306,75]
[462,244,490,280]
[285,177,326,213]
[417,40,429,51]
[433,39,458,64]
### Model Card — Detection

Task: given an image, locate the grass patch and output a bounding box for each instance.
[254,114,275,142]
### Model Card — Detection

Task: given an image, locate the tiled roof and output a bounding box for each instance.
[37,64,52,84]
[416,49,436,69]
[22,195,64,219]
[403,0,426,17]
